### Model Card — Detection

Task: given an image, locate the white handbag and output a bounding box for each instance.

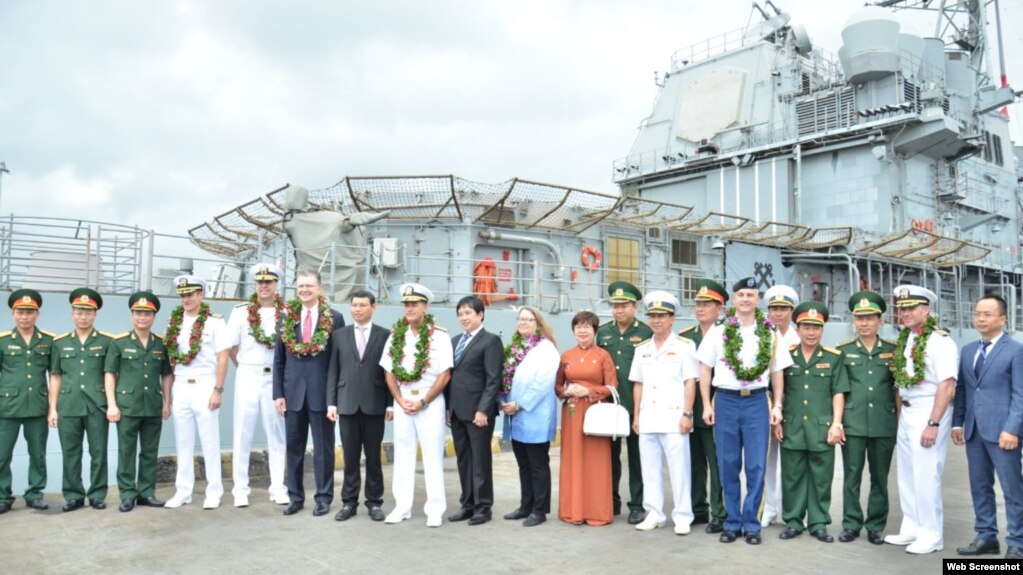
[582,386,631,439]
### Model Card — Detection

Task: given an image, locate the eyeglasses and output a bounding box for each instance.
[517,317,537,323]
[972,312,1004,319]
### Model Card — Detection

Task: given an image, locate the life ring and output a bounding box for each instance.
[581,247,601,271]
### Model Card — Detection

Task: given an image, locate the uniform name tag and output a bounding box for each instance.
[7,345,20,350]
[666,351,677,356]
[89,346,104,351]
[62,347,76,352]
[845,354,860,358]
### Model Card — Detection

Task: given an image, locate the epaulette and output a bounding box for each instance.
[880,337,896,346]
[599,319,614,328]
[635,337,651,346]
[435,326,447,332]
[54,332,72,341]
[233,302,247,308]
[113,332,131,340]
[678,325,697,335]
[836,338,856,347]
[152,333,163,340]
[822,346,842,355]
[934,328,949,336]
[210,312,224,320]
[39,329,55,337]
[789,344,798,351]
[98,331,116,338]
[634,319,650,328]
[0,331,10,338]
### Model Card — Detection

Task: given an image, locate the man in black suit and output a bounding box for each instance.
[273,269,345,517]
[326,290,391,522]
[446,296,504,526]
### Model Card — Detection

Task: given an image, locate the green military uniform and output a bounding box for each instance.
[597,281,652,517]
[0,289,54,507]
[104,292,172,502]
[838,291,897,535]
[781,303,850,534]
[679,324,725,523]
[52,329,114,503]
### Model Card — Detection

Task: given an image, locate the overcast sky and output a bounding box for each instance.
[1,0,1020,235]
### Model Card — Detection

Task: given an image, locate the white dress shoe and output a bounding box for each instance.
[385,510,412,524]
[426,515,443,528]
[203,497,221,510]
[234,496,249,508]
[164,494,192,509]
[270,494,290,505]
[906,539,943,554]
[636,517,666,531]
[674,523,692,535]
[884,533,917,546]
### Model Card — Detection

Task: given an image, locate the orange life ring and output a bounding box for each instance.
[581,247,601,271]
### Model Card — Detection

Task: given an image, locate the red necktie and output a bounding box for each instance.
[302,310,313,342]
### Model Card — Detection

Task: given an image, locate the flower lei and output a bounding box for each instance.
[891,314,937,389]
[280,296,334,356]
[500,330,544,397]
[247,293,284,349]
[721,307,775,386]
[388,314,435,385]
[165,302,210,366]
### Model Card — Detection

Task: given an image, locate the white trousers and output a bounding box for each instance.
[639,432,694,527]
[171,375,224,499]
[895,397,951,547]
[231,365,287,500]
[391,389,447,519]
[762,434,782,525]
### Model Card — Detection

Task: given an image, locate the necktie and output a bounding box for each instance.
[454,334,470,365]
[302,310,313,343]
[357,326,367,360]
[974,340,990,378]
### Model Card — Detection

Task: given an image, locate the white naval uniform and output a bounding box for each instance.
[379,326,454,522]
[171,311,230,501]
[628,335,700,528]
[762,326,801,526]
[226,302,287,503]
[893,329,958,549]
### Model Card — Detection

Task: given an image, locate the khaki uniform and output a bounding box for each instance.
[0,328,54,504]
[51,330,113,503]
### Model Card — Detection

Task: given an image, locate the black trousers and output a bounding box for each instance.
[285,407,335,505]
[451,415,496,512]
[337,410,385,507]
[512,440,551,515]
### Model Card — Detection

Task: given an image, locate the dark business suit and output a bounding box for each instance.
[446,328,503,514]
[326,322,390,508]
[954,335,1023,549]
[273,308,345,505]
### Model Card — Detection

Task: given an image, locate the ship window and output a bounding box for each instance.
[605,236,640,285]
[983,131,993,163]
[671,239,698,267]
[992,134,1003,166]
[681,275,698,300]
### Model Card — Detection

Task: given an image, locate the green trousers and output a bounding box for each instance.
[57,411,109,502]
[781,447,835,532]
[116,416,163,501]
[612,426,643,514]
[841,435,895,532]
[0,416,48,504]
[690,425,726,520]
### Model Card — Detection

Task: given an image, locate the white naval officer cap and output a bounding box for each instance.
[250,262,282,282]
[893,284,936,308]
[763,284,798,309]
[174,274,207,295]
[643,290,679,315]
[400,283,433,304]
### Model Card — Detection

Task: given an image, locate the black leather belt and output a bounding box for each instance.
[901,399,911,407]
[263,367,272,373]
[715,387,768,397]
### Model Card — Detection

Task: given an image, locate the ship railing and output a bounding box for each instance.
[670,27,751,72]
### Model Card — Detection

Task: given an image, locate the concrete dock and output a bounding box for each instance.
[2,442,999,575]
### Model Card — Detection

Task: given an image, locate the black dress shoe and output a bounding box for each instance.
[719,529,738,543]
[135,496,165,507]
[283,502,304,516]
[368,506,385,522]
[119,499,135,512]
[867,531,884,545]
[745,531,762,545]
[1006,546,1023,559]
[838,529,859,543]
[957,537,1001,556]
[89,500,106,510]
[468,510,492,526]
[0,501,10,514]
[335,504,357,521]
[448,508,474,522]
[523,513,546,527]
[705,519,725,534]
[692,514,709,525]
[504,508,530,520]
[627,510,647,525]
[779,527,802,540]
[62,499,85,512]
[313,501,330,516]
[811,529,834,543]
[26,499,48,510]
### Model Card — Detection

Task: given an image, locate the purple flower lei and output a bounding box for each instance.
[500,331,544,397]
